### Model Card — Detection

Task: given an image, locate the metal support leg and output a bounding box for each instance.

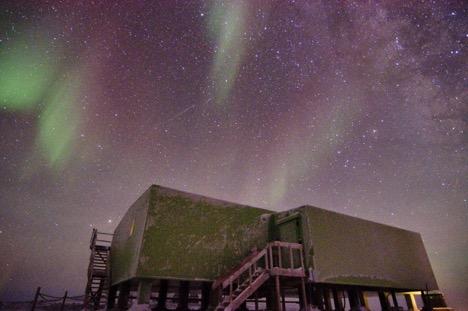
[266,285,276,311]
[201,282,211,311]
[347,288,362,310]
[207,287,221,311]
[239,302,248,311]
[176,281,190,311]
[421,290,433,311]
[378,291,390,311]
[405,293,418,311]
[155,280,168,311]
[323,287,332,311]
[300,278,309,311]
[137,279,152,304]
[117,282,130,310]
[254,292,259,311]
[391,291,399,309]
[312,285,324,310]
[275,276,283,311]
[107,285,117,309]
[332,288,344,311]
[359,290,369,309]
[281,286,286,311]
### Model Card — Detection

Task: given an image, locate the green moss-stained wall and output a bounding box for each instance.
[110,187,151,286]
[136,186,271,281]
[110,186,439,291]
[298,206,438,290]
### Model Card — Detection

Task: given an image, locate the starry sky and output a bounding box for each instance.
[0,0,467,308]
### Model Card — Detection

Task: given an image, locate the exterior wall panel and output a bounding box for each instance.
[299,206,438,290]
[110,187,151,285]
[110,186,439,292]
[136,186,271,281]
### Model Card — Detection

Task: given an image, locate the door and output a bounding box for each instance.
[276,213,303,268]
[277,213,302,243]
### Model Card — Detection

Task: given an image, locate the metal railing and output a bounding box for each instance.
[30,287,84,311]
[268,241,306,277]
[89,228,113,248]
[84,228,113,310]
[214,241,306,310]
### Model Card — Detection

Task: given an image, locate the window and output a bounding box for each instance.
[129,217,135,236]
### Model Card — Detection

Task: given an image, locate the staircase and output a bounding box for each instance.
[213,241,306,311]
[84,228,113,310]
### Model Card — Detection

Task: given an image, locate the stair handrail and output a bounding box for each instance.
[84,228,113,310]
[214,246,269,308]
[221,247,268,291]
[213,241,306,311]
[92,230,113,247]
[212,247,262,290]
[269,240,303,249]
[89,228,98,249]
[213,241,305,291]
[268,241,305,269]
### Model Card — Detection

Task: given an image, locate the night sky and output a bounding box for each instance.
[0,0,467,308]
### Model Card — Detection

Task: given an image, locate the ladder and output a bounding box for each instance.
[84,228,113,310]
[213,241,306,311]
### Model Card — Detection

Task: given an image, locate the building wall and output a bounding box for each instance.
[110,186,439,291]
[110,187,151,286]
[136,186,271,281]
[298,206,438,290]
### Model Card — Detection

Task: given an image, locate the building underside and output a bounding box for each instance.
[105,268,447,311]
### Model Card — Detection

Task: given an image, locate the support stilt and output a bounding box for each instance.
[137,279,152,304]
[266,285,276,311]
[155,280,168,311]
[239,301,248,311]
[208,287,221,311]
[359,290,369,309]
[347,288,362,310]
[201,282,211,311]
[176,281,189,310]
[107,286,117,309]
[117,282,130,310]
[275,276,283,311]
[405,293,418,311]
[332,288,344,311]
[300,278,309,311]
[312,285,324,310]
[323,287,332,311]
[281,286,286,311]
[391,291,399,309]
[379,291,390,311]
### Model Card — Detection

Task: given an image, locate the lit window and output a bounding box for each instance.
[129,218,135,236]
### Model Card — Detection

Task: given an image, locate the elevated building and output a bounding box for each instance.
[84,185,448,310]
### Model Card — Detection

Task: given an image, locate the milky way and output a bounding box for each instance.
[0,1,467,308]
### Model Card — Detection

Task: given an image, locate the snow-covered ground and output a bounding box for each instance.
[0,302,83,310]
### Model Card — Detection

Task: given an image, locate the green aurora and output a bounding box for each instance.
[0,35,82,169]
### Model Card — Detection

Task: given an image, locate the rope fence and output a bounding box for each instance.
[29,286,84,310]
